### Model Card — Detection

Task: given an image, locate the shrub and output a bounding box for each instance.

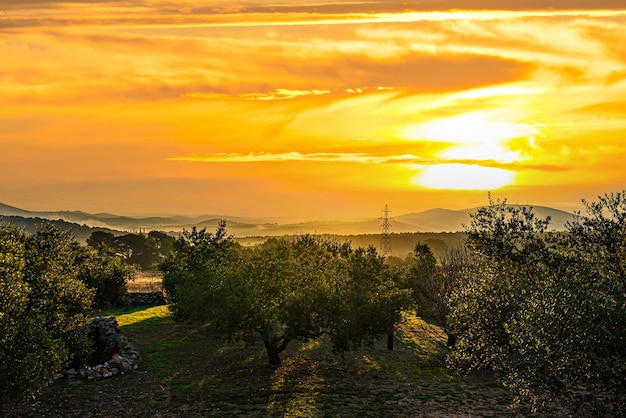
[75,246,134,308]
[0,223,93,411]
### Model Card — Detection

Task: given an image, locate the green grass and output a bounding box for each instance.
[10,307,543,417]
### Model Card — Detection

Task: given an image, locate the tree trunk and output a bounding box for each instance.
[263,338,282,365]
[447,334,457,347]
[387,331,394,351]
[262,336,291,366]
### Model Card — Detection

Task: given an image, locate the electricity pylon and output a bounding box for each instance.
[380,204,392,255]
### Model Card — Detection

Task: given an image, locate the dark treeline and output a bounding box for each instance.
[86,230,174,270]
[0,215,115,242]
[236,232,465,261]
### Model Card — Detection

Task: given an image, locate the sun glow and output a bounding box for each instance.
[416,112,537,144]
[412,164,517,190]
[401,111,537,163]
[1,1,626,217]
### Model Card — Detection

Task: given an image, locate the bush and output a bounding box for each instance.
[0,223,94,412]
[75,246,134,308]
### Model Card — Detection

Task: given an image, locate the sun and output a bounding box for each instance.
[400,111,538,163]
[398,109,540,190]
[411,164,517,190]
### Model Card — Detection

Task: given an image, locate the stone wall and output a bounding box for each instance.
[60,317,140,380]
[128,291,166,306]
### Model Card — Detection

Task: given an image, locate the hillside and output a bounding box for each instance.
[1,202,575,238]
[0,215,119,242]
[396,205,575,232]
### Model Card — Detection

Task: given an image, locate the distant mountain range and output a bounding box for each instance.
[0,202,576,238]
[394,206,576,233]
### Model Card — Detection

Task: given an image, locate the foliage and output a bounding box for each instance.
[161,224,411,365]
[22,223,94,339]
[75,245,135,308]
[402,243,468,346]
[86,230,116,249]
[146,230,175,264]
[0,222,94,411]
[447,193,626,414]
[160,221,234,320]
[87,230,175,269]
[405,243,437,315]
[305,240,411,355]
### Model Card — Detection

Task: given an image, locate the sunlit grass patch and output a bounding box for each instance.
[298,338,322,353]
[115,305,171,327]
[361,355,382,374]
[266,357,325,417]
[396,312,449,360]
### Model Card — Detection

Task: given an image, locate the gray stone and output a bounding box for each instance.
[60,316,141,380]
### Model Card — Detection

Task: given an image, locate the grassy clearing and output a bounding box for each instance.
[11,307,552,417]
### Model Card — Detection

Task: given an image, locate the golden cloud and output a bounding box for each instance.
[2,3,626,216]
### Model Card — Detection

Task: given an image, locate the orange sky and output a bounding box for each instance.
[1,1,626,218]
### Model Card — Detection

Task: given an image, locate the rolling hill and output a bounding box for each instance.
[0,202,576,238]
[395,205,576,232]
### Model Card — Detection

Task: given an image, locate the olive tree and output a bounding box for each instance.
[448,193,626,414]
[161,221,234,320]
[406,243,437,311]
[228,235,346,365]
[325,244,412,354]
[75,245,135,308]
[0,223,93,411]
[405,243,468,346]
[530,192,626,413]
[161,225,411,365]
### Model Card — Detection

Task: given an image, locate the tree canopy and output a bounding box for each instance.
[0,223,94,410]
[1,221,144,410]
[447,193,626,414]
[404,242,467,346]
[87,230,174,270]
[75,245,135,308]
[161,223,411,365]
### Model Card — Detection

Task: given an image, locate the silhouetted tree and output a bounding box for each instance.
[86,230,116,249]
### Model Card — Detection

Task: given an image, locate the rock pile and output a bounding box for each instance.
[61,317,140,380]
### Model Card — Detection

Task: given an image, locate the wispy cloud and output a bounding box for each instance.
[166,151,570,173]
[184,89,332,101]
[2,2,626,216]
[167,152,422,164]
[3,3,626,31]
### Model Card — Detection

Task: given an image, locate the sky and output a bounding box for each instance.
[1,1,626,219]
